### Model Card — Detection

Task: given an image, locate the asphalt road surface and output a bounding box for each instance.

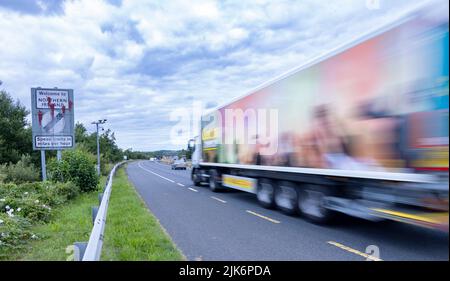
[127,160,449,261]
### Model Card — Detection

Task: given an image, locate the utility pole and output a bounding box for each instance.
[92,119,107,176]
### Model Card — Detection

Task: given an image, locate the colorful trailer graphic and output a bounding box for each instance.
[202,12,449,173]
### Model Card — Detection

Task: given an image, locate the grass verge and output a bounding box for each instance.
[1,177,107,261]
[101,166,184,261]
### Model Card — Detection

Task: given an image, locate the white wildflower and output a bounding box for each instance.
[34,200,39,204]
[6,209,14,217]
[0,198,5,202]
[17,207,21,212]
[42,204,51,210]
[5,205,10,210]
[0,219,4,225]
[31,234,38,239]
[24,192,29,195]
[1,232,6,237]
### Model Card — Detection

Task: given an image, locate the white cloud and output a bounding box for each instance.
[0,0,431,151]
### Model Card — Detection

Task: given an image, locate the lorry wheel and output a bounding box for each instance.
[192,169,202,186]
[256,178,276,208]
[298,185,334,224]
[208,170,222,192]
[274,181,299,215]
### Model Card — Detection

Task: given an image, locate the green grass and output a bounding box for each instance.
[2,165,183,261]
[1,177,107,261]
[101,166,184,261]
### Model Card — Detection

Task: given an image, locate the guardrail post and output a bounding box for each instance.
[73,242,88,261]
[92,206,99,225]
[98,193,103,205]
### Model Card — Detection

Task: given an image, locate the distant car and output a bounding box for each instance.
[171,159,187,170]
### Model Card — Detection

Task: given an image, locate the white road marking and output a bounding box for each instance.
[210,196,226,203]
[246,210,280,224]
[138,162,175,183]
[327,241,383,261]
[188,187,198,192]
[177,183,185,187]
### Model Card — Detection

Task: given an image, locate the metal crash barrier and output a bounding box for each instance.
[73,161,126,261]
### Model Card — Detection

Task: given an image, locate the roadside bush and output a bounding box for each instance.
[0,155,39,184]
[48,149,99,192]
[0,181,78,223]
[45,181,79,203]
[0,213,34,255]
[1,191,51,223]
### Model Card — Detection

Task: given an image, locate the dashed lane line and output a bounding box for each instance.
[246,210,281,224]
[211,196,227,203]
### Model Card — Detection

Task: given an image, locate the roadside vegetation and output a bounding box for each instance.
[1,182,103,260]
[102,167,184,261]
[1,87,183,260]
[0,149,100,260]
[0,90,124,260]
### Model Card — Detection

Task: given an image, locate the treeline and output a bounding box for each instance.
[123,149,192,160]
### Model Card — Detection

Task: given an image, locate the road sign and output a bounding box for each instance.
[31,88,75,150]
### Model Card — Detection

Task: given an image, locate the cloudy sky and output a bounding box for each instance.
[0,0,428,151]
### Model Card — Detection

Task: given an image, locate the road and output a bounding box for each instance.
[127,160,449,261]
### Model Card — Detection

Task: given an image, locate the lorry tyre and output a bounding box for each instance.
[298,185,334,224]
[209,169,222,192]
[256,178,276,208]
[192,168,202,186]
[274,181,299,215]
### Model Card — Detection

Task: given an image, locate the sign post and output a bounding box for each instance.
[41,150,47,181]
[31,88,75,181]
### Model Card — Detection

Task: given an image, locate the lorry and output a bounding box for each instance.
[189,1,449,231]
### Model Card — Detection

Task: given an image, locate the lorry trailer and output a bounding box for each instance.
[189,1,449,231]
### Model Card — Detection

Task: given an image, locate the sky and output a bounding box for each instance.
[0,0,430,151]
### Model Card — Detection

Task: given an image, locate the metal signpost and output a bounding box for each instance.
[31,88,75,181]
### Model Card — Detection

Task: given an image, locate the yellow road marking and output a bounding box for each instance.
[211,196,227,203]
[246,210,280,224]
[327,241,383,261]
[188,187,198,192]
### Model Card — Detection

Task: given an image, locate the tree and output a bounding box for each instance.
[0,91,34,164]
[73,122,124,164]
[75,122,88,144]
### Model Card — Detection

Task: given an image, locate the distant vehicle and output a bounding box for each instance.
[172,159,187,170]
[189,2,449,231]
[150,157,156,161]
